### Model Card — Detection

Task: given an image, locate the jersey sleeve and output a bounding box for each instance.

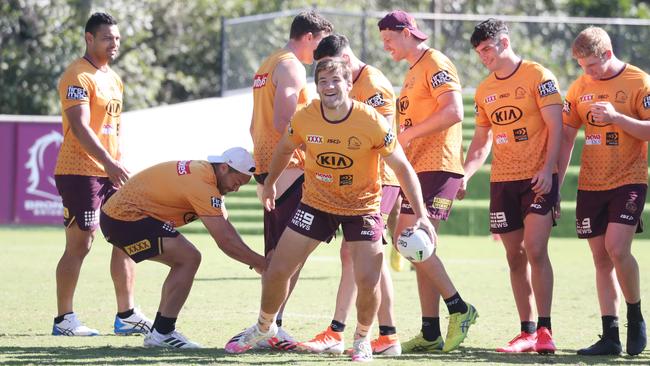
[365,79,396,118]
[562,82,583,129]
[371,112,397,157]
[59,69,93,111]
[635,76,650,120]
[534,67,562,108]
[474,94,491,127]
[427,58,462,100]
[287,110,305,146]
[185,178,225,217]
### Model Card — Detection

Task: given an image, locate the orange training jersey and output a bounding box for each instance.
[287,100,396,215]
[350,64,399,186]
[251,49,309,175]
[55,57,123,176]
[563,64,650,191]
[397,48,464,175]
[102,160,225,226]
[475,60,562,182]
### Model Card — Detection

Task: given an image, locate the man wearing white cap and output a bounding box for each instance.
[100,147,266,348]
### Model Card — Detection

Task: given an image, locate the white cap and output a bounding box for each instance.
[207,147,256,176]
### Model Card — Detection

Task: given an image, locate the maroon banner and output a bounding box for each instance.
[13,122,63,224]
[0,123,16,223]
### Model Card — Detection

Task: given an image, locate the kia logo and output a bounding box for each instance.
[490,106,522,125]
[316,152,353,169]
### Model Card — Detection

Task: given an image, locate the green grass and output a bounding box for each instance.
[1,226,650,365]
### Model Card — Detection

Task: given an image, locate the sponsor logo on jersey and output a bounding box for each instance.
[339,174,353,186]
[398,96,409,114]
[562,100,571,114]
[513,127,528,142]
[101,124,115,135]
[124,239,152,256]
[183,212,198,224]
[538,80,558,97]
[615,91,627,103]
[253,73,268,89]
[597,94,609,100]
[484,94,497,104]
[490,106,523,125]
[490,211,508,229]
[106,99,122,117]
[643,94,650,109]
[431,70,453,88]
[291,209,314,231]
[495,133,508,145]
[211,196,222,208]
[384,129,395,147]
[317,152,353,169]
[499,93,510,99]
[315,172,333,183]
[576,218,592,235]
[579,94,594,103]
[586,111,611,127]
[307,135,323,144]
[474,103,479,115]
[66,85,88,100]
[177,160,192,175]
[347,136,361,150]
[327,138,341,144]
[515,87,526,99]
[606,132,619,146]
[585,134,601,145]
[365,92,386,108]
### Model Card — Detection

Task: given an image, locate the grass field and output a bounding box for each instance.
[1,225,649,365]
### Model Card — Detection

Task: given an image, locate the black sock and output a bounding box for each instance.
[54,312,73,324]
[330,320,345,332]
[537,317,551,330]
[153,313,177,335]
[421,317,441,341]
[276,318,282,327]
[117,308,134,319]
[627,301,644,322]
[379,325,396,336]
[444,292,468,315]
[602,315,620,342]
[521,321,536,334]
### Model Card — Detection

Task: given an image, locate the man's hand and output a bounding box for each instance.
[105,159,130,188]
[531,167,552,195]
[590,102,619,124]
[456,177,468,200]
[410,216,437,245]
[261,180,277,211]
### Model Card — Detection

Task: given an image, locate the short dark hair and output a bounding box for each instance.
[290,10,333,40]
[315,58,351,84]
[85,12,118,35]
[313,33,349,61]
[470,18,508,48]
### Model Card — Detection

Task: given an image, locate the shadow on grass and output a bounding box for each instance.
[2,346,648,365]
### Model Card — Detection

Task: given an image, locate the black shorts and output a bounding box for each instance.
[55,175,116,231]
[576,184,646,238]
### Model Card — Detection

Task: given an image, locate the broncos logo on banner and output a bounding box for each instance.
[25,130,63,201]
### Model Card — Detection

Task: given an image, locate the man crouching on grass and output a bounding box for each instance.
[224,58,435,362]
[100,147,266,348]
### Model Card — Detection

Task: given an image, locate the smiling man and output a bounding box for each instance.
[461,18,563,354]
[100,147,266,348]
[225,59,434,362]
[52,12,152,337]
[559,26,649,357]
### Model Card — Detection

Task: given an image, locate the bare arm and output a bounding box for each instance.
[457,125,492,200]
[384,144,436,240]
[64,104,129,187]
[261,131,301,211]
[272,59,306,134]
[200,215,266,273]
[557,124,579,188]
[398,91,463,147]
[531,104,563,194]
[591,101,650,140]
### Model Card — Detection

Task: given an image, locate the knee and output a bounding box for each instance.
[355,272,380,294]
[340,245,353,267]
[605,243,631,264]
[181,247,202,272]
[505,249,527,271]
[591,251,614,271]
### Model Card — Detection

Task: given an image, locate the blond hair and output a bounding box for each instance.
[572,26,612,58]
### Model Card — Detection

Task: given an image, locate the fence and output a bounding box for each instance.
[220,8,650,95]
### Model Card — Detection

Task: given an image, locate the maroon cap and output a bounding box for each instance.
[378,10,428,40]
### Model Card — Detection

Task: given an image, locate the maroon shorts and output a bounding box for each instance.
[400,171,463,221]
[55,175,116,231]
[263,175,304,255]
[489,174,559,234]
[576,184,646,239]
[100,211,179,263]
[287,203,383,243]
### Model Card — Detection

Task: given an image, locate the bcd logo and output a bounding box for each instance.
[316,152,353,169]
[490,106,522,125]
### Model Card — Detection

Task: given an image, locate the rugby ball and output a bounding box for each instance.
[397,227,435,263]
